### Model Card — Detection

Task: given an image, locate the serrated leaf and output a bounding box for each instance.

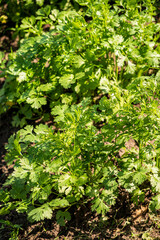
[17,72,27,82]
[59,74,75,89]
[118,171,136,193]
[20,157,33,171]
[56,210,71,226]
[34,124,49,135]
[19,125,35,142]
[26,97,47,109]
[91,197,110,215]
[99,76,110,92]
[75,72,85,80]
[20,16,36,29]
[45,158,62,173]
[133,170,147,185]
[102,189,117,206]
[51,105,68,122]
[150,176,160,192]
[49,198,69,209]
[58,174,71,194]
[28,204,52,222]
[61,93,73,104]
[150,194,160,212]
[126,60,136,74]
[37,83,55,92]
[0,202,16,215]
[132,189,145,205]
[108,35,124,46]
[72,55,85,68]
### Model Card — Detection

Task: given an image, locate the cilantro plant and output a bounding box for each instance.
[0,0,160,126]
[1,91,160,224]
[0,100,118,224]
[99,70,160,207]
[0,0,75,35]
[1,0,160,227]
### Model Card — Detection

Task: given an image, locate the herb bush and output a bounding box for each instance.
[1,0,160,126]
[1,83,160,224]
[1,0,160,225]
[0,0,76,37]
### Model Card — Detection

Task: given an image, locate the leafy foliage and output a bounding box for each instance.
[1,0,160,126]
[1,92,160,224]
[1,0,160,228]
[1,102,118,224]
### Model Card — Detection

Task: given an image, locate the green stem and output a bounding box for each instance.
[138,118,143,166]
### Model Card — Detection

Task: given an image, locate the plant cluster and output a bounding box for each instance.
[1,0,160,228]
[0,0,76,34]
[1,0,160,126]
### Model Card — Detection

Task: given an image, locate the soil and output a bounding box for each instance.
[1,5,160,240]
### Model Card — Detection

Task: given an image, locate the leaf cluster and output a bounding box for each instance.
[1,102,118,223]
[1,0,160,127]
[1,0,160,227]
[2,91,160,224]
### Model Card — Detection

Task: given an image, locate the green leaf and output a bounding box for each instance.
[59,74,75,89]
[36,0,44,6]
[0,190,10,203]
[126,60,136,74]
[56,210,71,226]
[49,9,59,21]
[75,72,85,80]
[16,201,29,213]
[17,72,27,83]
[37,83,55,92]
[77,174,88,185]
[45,158,62,173]
[58,174,72,194]
[91,197,110,215]
[132,189,145,205]
[61,93,73,104]
[28,204,52,222]
[51,105,68,122]
[0,202,16,215]
[72,55,85,68]
[19,125,35,142]
[34,124,49,135]
[49,198,69,209]
[150,176,160,192]
[118,171,136,193]
[20,16,36,29]
[19,124,32,134]
[14,139,21,155]
[99,76,110,93]
[0,51,4,64]
[133,169,147,185]
[108,34,124,46]
[150,194,160,212]
[26,97,47,109]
